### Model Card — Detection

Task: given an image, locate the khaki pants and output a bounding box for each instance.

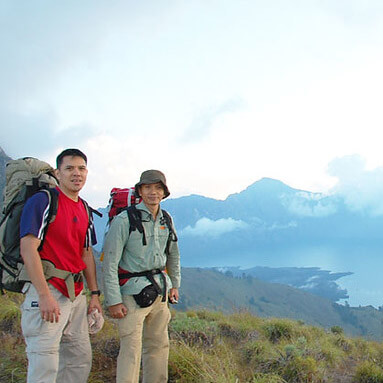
[21,284,91,383]
[116,295,171,383]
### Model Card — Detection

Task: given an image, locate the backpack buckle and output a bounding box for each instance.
[73,272,83,283]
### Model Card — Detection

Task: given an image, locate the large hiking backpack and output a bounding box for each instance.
[0,157,59,293]
[107,187,142,222]
[0,157,101,296]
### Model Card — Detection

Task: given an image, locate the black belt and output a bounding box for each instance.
[118,268,167,302]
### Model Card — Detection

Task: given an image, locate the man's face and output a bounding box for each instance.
[55,155,88,197]
[138,182,165,208]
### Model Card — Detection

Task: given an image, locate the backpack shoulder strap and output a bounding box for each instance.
[47,188,59,222]
[126,205,146,245]
[37,188,59,251]
[80,199,102,249]
[161,209,178,255]
[161,209,178,241]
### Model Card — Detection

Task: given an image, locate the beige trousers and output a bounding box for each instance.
[116,295,171,383]
[21,284,91,383]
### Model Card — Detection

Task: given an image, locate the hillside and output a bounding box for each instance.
[178,268,383,340]
[213,266,352,302]
[92,252,382,340]
[94,250,383,340]
[2,292,383,383]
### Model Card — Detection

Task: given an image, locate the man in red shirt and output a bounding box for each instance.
[20,148,102,383]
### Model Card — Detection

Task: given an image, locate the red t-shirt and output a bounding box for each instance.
[21,188,90,297]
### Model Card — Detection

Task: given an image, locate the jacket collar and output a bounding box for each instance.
[136,201,162,220]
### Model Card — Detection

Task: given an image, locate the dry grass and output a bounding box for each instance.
[1,293,383,383]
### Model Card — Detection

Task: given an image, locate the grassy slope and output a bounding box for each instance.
[2,292,383,383]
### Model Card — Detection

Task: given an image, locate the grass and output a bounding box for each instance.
[2,292,383,382]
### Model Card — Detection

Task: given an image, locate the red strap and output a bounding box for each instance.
[118,266,130,286]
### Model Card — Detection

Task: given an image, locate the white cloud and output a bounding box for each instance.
[181,217,248,238]
[179,98,245,144]
[328,154,383,216]
[267,222,298,230]
[282,192,338,218]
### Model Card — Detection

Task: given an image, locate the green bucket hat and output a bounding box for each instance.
[135,170,170,199]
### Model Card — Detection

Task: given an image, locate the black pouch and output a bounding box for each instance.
[133,284,159,308]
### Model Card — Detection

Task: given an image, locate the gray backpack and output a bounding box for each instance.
[0,157,58,293]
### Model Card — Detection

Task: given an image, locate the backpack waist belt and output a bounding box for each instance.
[41,260,83,302]
[118,268,167,302]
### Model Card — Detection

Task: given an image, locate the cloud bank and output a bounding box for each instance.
[2,1,383,207]
[328,154,383,216]
[181,217,248,238]
[282,192,338,218]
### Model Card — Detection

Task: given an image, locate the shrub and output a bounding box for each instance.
[170,312,218,333]
[263,319,295,343]
[194,310,225,322]
[0,292,22,334]
[285,344,300,358]
[309,337,345,366]
[170,312,218,347]
[218,322,247,342]
[331,326,344,335]
[333,334,354,353]
[282,355,319,383]
[215,312,263,342]
[241,339,279,367]
[251,372,285,382]
[169,341,241,382]
[353,338,380,361]
[353,361,383,383]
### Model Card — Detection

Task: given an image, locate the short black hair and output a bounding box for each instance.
[56,148,87,169]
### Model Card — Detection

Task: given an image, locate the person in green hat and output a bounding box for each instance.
[103,169,181,383]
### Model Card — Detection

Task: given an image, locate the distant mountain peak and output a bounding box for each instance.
[227,177,293,201]
[252,177,290,189]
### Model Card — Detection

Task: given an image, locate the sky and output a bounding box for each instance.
[1,0,383,208]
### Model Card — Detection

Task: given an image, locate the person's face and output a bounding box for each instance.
[55,155,88,198]
[138,182,165,208]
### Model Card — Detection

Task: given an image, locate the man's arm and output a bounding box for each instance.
[82,247,102,314]
[166,222,181,303]
[103,214,129,318]
[20,235,61,323]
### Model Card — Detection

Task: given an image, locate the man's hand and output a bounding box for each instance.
[108,303,127,319]
[20,235,61,322]
[88,295,103,315]
[39,292,61,323]
[169,288,179,304]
